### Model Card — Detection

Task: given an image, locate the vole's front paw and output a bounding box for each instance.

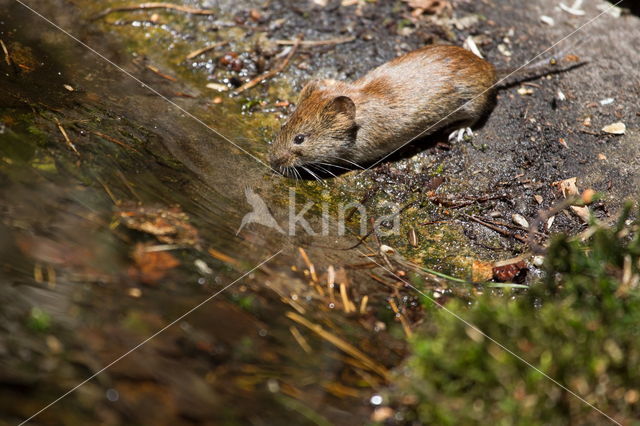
[448,127,474,143]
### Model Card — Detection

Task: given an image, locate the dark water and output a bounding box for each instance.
[0,1,398,424]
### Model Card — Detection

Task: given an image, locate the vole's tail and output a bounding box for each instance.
[495,54,588,90]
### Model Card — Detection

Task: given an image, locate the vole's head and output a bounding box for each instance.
[269,79,357,177]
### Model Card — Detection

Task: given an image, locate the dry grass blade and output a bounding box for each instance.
[298,247,318,282]
[54,118,80,155]
[275,36,355,47]
[289,326,312,353]
[185,41,229,60]
[286,311,390,381]
[339,283,355,313]
[359,295,368,314]
[389,298,413,337]
[234,36,302,94]
[208,248,241,268]
[94,2,215,20]
[0,39,11,66]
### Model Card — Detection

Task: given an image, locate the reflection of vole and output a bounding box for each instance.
[269,44,580,177]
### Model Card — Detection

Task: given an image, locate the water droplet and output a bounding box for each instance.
[267,379,279,393]
[106,388,119,402]
[370,394,383,405]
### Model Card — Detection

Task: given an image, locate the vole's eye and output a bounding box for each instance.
[293,134,306,145]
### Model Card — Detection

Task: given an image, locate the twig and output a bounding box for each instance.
[94,2,215,20]
[0,39,11,66]
[115,169,142,201]
[466,214,527,243]
[185,41,229,60]
[275,36,355,47]
[54,118,80,156]
[233,36,302,94]
[527,196,579,254]
[95,176,118,204]
[146,65,177,82]
[91,130,141,154]
[428,193,509,209]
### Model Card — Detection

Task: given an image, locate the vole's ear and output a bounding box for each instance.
[298,80,321,103]
[324,96,356,121]
[298,79,340,103]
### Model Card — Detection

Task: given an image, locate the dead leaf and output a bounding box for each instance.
[116,203,199,246]
[403,0,452,15]
[570,205,591,223]
[129,243,180,285]
[553,177,579,198]
[472,260,493,282]
[493,260,527,283]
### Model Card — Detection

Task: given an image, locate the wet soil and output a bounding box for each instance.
[1,0,639,424]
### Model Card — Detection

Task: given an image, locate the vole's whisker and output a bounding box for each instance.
[316,161,351,172]
[325,155,365,170]
[312,164,337,179]
[302,165,324,184]
[287,166,299,183]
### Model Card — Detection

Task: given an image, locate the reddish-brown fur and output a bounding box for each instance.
[269,44,497,175]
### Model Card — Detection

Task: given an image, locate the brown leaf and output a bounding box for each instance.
[116,202,199,246]
[403,0,452,15]
[472,260,493,282]
[492,260,528,283]
[552,177,579,198]
[129,243,180,285]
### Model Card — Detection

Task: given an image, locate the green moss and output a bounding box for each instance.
[27,307,51,332]
[391,202,640,424]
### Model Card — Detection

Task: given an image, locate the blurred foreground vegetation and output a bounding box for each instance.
[392,202,640,425]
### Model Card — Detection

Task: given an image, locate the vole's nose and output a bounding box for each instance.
[269,152,293,172]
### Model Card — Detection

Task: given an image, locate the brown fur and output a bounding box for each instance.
[269,44,497,175]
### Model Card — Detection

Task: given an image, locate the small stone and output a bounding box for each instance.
[517,87,534,96]
[379,245,395,255]
[602,122,626,135]
[371,407,394,422]
[540,15,555,25]
[512,213,529,228]
[206,82,229,92]
[547,215,555,230]
[127,288,142,298]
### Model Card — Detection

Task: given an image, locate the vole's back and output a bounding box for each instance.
[351,45,497,159]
